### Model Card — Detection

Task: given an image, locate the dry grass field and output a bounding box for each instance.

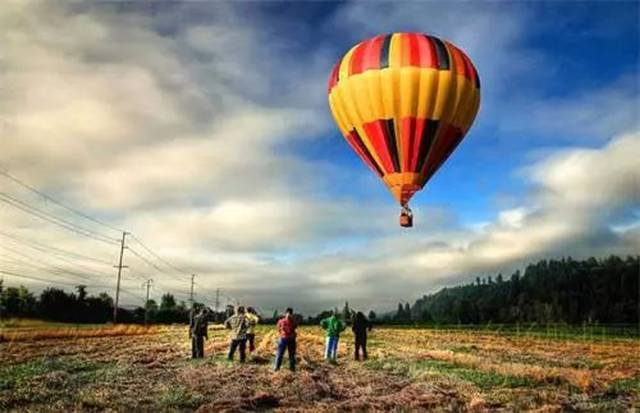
[0,320,638,412]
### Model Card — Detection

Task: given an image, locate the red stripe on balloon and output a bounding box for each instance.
[362,120,397,174]
[344,129,384,177]
[349,40,368,76]
[359,35,385,73]
[327,59,341,93]
[416,35,437,68]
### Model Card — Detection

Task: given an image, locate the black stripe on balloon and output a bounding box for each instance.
[415,120,439,172]
[350,129,384,177]
[427,36,450,70]
[473,68,481,89]
[379,34,392,69]
[384,119,401,173]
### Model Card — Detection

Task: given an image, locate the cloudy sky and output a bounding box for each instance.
[1,1,638,315]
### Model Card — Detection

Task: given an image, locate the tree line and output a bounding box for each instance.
[401,255,638,325]
[0,282,209,324]
[1,255,637,325]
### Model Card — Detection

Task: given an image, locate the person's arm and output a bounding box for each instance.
[320,319,327,329]
[224,317,232,329]
[204,321,209,340]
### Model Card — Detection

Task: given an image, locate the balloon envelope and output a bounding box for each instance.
[327,33,480,205]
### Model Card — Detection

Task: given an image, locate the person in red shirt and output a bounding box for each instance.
[274,307,297,371]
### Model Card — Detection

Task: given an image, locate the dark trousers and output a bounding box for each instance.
[274,337,296,371]
[246,333,256,352]
[355,336,367,360]
[192,335,204,359]
[228,339,246,362]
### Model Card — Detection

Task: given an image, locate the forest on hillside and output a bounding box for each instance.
[406,255,638,325]
[1,255,638,325]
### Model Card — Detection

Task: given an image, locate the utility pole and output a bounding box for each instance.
[144,279,153,326]
[113,231,128,323]
[0,275,4,321]
[189,274,196,326]
[215,288,220,323]
[189,274,196,306]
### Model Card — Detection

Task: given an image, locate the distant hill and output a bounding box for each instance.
[407,255,638,325]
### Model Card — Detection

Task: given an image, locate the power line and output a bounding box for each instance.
[0,255,102,284]
[128,234,191,278]
[0,269,108,289]
[0,193,119,245]
[127,247,173,275]
[0,230,114,266]
[0,167,124,233]
[1,269,145,305]
[0,171,204,306]
[0,239,114,278]
[125,268,150,283]
[0,192,118,244]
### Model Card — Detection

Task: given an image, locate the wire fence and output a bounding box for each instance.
[384,322,640,340]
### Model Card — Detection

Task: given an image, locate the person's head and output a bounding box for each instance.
[200,307,209,316]
[236,306,245,315]
[355,311,365,322]
[285,308,294,318]
[247,307,255,314]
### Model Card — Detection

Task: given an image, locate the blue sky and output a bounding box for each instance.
[1,1,638,314]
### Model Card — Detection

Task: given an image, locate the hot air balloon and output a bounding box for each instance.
[327,33,480,227]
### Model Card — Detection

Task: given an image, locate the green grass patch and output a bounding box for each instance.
[450,345,479,354]
[364,357,537,390]
[0,357,105,390]
[160,386,205,409]
[607,376,640,396]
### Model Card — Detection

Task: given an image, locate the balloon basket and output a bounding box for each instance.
[400,212,413,228]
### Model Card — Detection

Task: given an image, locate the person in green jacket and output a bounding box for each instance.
[320,311,345,361]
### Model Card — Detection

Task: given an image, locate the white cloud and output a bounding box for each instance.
[0,1,638,314]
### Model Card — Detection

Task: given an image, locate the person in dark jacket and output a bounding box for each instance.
[189,307,209,359]
[351,311,372,360]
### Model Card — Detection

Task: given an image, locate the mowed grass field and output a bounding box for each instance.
[1,320,638,412]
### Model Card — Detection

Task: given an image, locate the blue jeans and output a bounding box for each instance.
[325,335,339,360]
[274,337,296,371]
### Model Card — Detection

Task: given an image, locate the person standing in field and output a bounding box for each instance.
[320,311,345,362]
[245,307,260,354]
[274,307,297,372]
[189,307,209,359]
[224,306,249,362]
[352,311,372,361]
